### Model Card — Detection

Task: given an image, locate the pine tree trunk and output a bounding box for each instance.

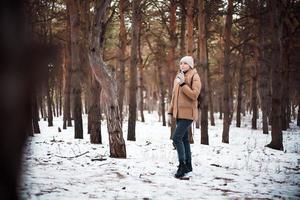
[222,0,233,144]
[207,63,215,126]
[266,0,283,150]
[89,0,126,158]
[67,0,83,139]
[179,0,186,55]
[297,101,300,126]
[63,13,72,129]
[251,65,258,130]
[32,89,40,133]
[168,0,178,136]
[198,0,209,145]
[89,77,102,144]
[46,71,53,126]
[138,27,145,123]
[127,0,141,141]
[186,0,194,55]
[281,22,290,130]
[158,64,166,127]
[257,6,269,134]
[236,55,245,128]
[219,94,223,119]
[117,0,127,124]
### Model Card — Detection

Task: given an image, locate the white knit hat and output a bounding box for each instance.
[180,56,194,68]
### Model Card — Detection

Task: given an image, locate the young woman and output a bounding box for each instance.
[167,56,201,178]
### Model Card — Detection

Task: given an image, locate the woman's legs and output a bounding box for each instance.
[172,119,193,163]
[182,128,191,163]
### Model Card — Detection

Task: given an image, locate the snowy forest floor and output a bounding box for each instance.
[19,112,300,199]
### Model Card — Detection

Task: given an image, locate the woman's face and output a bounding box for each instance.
[180,62,190,72]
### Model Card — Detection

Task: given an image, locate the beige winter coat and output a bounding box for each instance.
[168,68,201,121]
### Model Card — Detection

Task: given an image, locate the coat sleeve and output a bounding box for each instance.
[168,79,176,114]
[181,73,201,101]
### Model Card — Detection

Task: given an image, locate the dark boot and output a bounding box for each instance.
[175,161,188,178]
[185,160,193,173]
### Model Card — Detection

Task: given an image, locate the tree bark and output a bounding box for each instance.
[88,0,126,158]
[257,4,269,134]
[179,0,186,55]
[138,38,145,122]
[236,55,245,128]
[186,0,194,55]
[117,0,127,124]
[67,0,83,139]
[266,0,283,150]
[32,88,40,133]
[89,76,102,144]
[127,0,141,141]
[222,0,233,144]
[63,10,72,129]
[46,69,53,126]
[198,0,209,145]
[251,64,258,130]
[167,0,178,137]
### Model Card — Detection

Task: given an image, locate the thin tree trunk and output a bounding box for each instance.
[297,101,300,126]
[186,0,194,55]
[168,0,178,137]
[89,77,102,144]
[88,0,126,158]
[46,71,53,126]
[179,0,186,55]
[219,94,222,119]
[138,25,145,122]
[251,64,258,130]
[32,89,40,133]
[257,4,269,134]
[266,0,283,150]
[63,12,72,129]
[117,0,127,124]
[158,63,166,127]
[222,0,233,144]
[236,55,245,128]
[67,0,83,139]
[281,22,290,130]
[198,0,208,145]
[127,0,141,141]
[207,62,215,126]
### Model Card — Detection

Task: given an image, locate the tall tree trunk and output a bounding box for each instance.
[67,0,83,139]
[219,94,223,119]
[157,59,167,127]
[138,45,145,122]
[127,0,141,141]
[169,0,178,139]
[88,0,126,158]
[251,64,258,130]
[179,0,186,55]
[236,55,245,128]
[257,3,269,134]
[32,88,40,133]
[281,22,290,130]
[297,100,300,126]
[207,62,215,126]
[117,0,127,124]
[222,0,233,144]
[198,0,209,145]
[63,13,72,129]
[266,0,283,150]
[89,77,102,144]
[46,70,53,126]
[186,0,194,55]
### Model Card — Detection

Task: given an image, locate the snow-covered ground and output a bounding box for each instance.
[19,112,300,199]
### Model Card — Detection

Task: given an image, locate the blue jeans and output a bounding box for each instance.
[172,119,193,163]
